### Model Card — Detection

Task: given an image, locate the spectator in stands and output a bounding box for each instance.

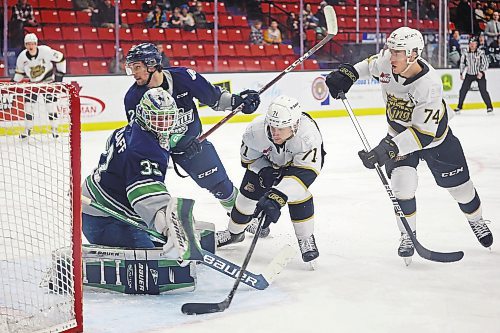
[303,3,319,30]
[478,33,487,51]
[192,1,211,29]
[156,43,171,68]
[264,20,282,44]
[456,0,473,34]
[9,0,37,49]
[287,12,300,44]
[484,11,500,42]
[145,4,168,28]
[73,0,96,13]
[487,34,500,67]
[474,1,485,21]
[95,0,126,28]
[179,4,196,31]
[315,1,328,37]
[449,29,462,68]
[168,7,183,28]
[109,49,126,74]
[141,0,153,12]
[426,2,438,20]
[250,19,264,45]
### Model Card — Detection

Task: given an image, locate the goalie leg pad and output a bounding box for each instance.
[79,245,196,295]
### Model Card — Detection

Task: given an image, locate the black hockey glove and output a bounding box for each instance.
[231,89,261,114]
[254,188,288,229]
[258,167,282,189]
[170,134,202,159]
[358,136,399,169]
[54,72,64,82]
[325,63,359,99]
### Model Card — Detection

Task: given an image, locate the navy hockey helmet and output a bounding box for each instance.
[126,43,162,70]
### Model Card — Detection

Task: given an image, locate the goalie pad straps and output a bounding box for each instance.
[164,198,204,262]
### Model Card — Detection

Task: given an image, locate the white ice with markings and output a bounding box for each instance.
[82,109,500,333]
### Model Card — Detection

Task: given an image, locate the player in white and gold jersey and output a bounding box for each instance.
[13,33,66,138]
[216,95,325,263]
[326,27,492,263]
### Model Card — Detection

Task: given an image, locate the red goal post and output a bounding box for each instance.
[0,82,82,333]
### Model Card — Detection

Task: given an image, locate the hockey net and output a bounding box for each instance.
[0,82,82,333]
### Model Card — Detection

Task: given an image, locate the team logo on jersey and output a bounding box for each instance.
[380,72,391,84]
[386,94,414,122]
[244,182,255,193]
[30,64,46,79]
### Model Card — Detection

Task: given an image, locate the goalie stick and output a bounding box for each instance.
[197,5,338,142]
[181,214,266,315]
[81,196,292,289]
[339,92,464,263]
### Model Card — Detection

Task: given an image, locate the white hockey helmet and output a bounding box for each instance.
[136,88,180,138]
[24,33,38,45]
[386,27,424,58]
[265,95,302,135]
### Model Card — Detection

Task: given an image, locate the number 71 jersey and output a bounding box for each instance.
[240,114,324,175]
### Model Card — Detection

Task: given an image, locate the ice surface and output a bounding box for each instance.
[81,109,500,333]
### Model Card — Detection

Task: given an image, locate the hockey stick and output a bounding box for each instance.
[181,213,266,315]
[81,196,289,289]
[197,5,338,142]
[339,92,464,263]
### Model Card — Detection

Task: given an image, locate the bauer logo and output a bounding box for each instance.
[441,74,453,91]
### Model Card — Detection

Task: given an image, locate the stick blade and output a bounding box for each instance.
[324,5,338,35]
[415,244,464,263]
[181,301,228,315]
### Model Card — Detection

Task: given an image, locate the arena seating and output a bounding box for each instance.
[20,0,437,74]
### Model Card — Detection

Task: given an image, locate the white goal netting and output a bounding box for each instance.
[0,83,82,333]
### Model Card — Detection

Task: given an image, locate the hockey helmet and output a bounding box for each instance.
[265,95,302,135]
[136,88,180,138]
[24,33,38,45]
[126,43,162,69]
[386,27,424,58]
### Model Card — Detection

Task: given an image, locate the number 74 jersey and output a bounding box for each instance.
[240,114,324,176]
[354,50,452,156]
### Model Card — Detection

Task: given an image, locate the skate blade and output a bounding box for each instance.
[308,260,317,271]
[403,257,412,266]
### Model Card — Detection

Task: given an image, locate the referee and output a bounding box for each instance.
[454,36,494,114]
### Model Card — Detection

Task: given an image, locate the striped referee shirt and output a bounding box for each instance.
[460,49,489,75]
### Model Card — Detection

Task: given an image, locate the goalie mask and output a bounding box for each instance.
[265,95,302,141]
[136,88,180,139]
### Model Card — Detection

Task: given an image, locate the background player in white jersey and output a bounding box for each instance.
[216,95,325,263]
[13,33,66,138]
[326,27,493,262]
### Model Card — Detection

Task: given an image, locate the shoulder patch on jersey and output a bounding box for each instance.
[186,68,197,80]
[379,72,391,83]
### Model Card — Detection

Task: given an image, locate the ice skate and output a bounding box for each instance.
[398,231,415,266]
[52,130,59,138]
[298,234,319,267]
[245,218,270,238]
[468,219,493,249]
[19,129,31,139]
[487,108,493,115]
[216,229,245,248]
[454,108,462,115]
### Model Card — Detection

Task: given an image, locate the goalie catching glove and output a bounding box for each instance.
[154,197,203,263]
[253,188,288,229]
